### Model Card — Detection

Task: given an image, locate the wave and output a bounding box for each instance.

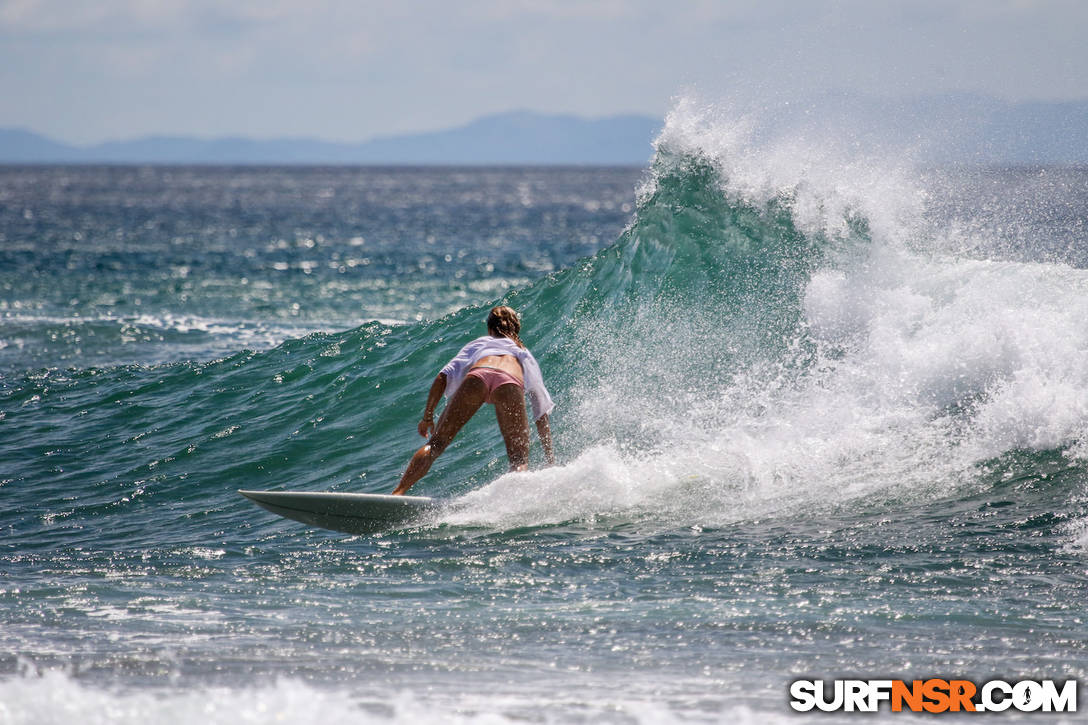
[5,100,1088,544]
[434,103,1088,533]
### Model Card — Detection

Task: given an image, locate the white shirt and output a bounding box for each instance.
[439,335,555,421]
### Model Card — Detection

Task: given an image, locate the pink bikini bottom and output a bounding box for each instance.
[465,365,523,403]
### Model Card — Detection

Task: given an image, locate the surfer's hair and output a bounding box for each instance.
[487,305,524,348]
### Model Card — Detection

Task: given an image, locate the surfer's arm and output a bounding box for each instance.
[418,373,447,437]
[535,413,555,466]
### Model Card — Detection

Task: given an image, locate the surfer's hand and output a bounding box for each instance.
[418,417,434,438]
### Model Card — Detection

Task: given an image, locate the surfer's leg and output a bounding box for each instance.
[393,376,487,494]
[492,383,530,471]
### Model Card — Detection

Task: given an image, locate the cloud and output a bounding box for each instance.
[1,0,1087,144]
[0,0,180,33]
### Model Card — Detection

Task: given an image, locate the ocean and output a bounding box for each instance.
[3,108,1088,723]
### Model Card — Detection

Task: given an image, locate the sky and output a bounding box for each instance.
[1,0,1086,145]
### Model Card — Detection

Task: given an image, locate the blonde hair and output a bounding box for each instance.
[486,305,524,348]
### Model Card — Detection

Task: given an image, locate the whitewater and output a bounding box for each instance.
[3,102,1088,722]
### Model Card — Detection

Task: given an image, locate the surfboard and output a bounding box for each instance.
[238,489,436,534]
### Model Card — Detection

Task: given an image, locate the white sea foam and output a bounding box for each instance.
[0,670,780,725]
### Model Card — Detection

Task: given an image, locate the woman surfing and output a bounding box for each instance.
[392,305,555,495]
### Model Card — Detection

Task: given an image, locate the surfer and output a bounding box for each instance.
[392,305,555,495]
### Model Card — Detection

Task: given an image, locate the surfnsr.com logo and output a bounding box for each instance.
[789,679,1077,713]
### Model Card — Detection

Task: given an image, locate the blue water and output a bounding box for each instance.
[4,108,1088,723]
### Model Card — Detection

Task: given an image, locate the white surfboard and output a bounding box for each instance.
[239,489,436,534]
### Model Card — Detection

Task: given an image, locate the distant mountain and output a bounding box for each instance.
[1,99,1086,165]
[0,111,661,165]
[0,128,81,163]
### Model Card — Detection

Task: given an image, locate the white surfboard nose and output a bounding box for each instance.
[239,489,435,534]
